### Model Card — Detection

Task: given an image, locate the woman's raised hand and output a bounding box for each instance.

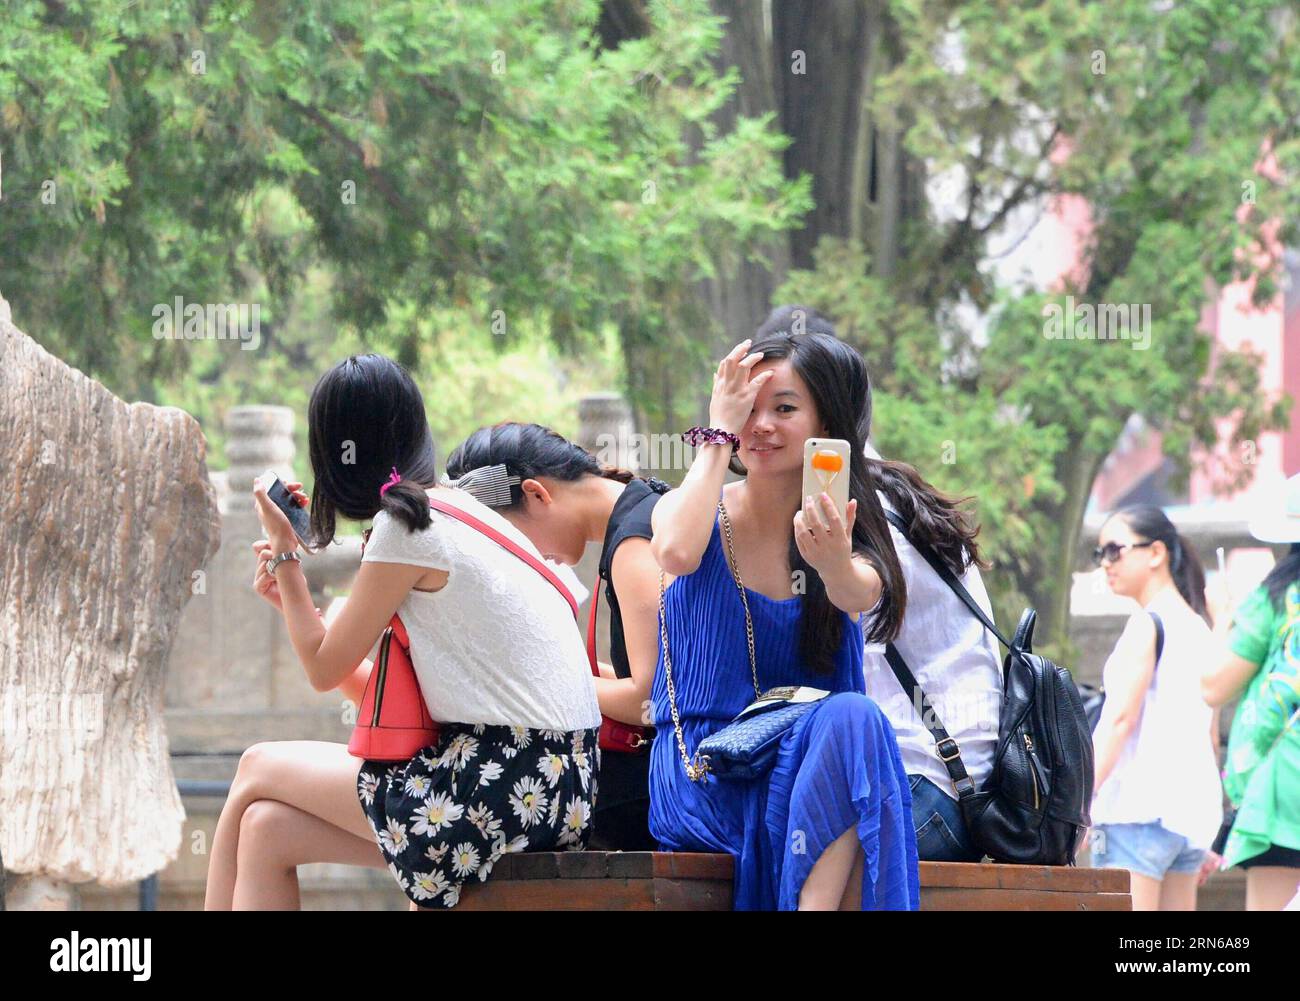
[251,478,309,554]
[794,494,859,576]
[708,339,772,436]
[251,538,322,617]
[251,539,282,610]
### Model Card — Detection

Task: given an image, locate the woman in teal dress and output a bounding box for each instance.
[1204,473,1300,909]
[647,308,919,910]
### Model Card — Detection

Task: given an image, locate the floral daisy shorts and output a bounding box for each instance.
[357,722,600,908]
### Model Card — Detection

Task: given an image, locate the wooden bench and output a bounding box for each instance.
[423,852,1131,910]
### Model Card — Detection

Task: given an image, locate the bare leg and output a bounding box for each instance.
[232,799,386,910]
[799,827,861,910]
[1157,871,1198,911]
[1246,867,1300,910]
[838,845,865,911]
[1128,871,1162,911]
[205,740,374,910]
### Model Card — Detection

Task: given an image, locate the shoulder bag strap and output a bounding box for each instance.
[882,643,979,800]
[587,575,601,678]
[1146,610,1164,690]
[883,509,1013,653]
[880,508,998,801]
[427,497,578,620]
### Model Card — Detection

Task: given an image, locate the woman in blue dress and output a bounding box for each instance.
[649,311,920,910]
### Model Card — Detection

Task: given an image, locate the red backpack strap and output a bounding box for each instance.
[586,577,600,677]
[389,614,410,649]
[426,497,578,619]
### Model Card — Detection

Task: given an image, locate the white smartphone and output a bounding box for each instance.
[802,438,852,524]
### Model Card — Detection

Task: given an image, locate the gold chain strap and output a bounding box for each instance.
[659,500,758,782]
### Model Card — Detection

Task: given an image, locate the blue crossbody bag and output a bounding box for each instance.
[659,500,830,782]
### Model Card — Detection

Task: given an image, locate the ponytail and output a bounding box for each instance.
[1113,506,1210,626]
[446,422,630,509]
[377,478,432,534]
[598,465,635,485]
[1169,532,1209,626]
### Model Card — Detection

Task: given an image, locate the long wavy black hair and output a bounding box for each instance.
[1260,544,1300,613]
[746,305,991,673]
[737,308,905,671]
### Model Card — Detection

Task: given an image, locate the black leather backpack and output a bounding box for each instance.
[883,511,1095,866]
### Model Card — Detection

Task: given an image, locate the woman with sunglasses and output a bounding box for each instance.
[1087,505,1222,910]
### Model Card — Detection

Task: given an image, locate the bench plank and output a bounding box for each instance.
[420,853,1131,911]
[921,887,1131,911]
[456,877,658,911]
[653,852,735,880]
[921,861,1129,894]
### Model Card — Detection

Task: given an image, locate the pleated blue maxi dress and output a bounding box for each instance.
[648,518,921,910]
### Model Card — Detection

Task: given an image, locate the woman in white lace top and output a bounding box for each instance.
[203,354,599,911]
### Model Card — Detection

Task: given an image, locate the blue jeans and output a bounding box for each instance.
[908,773,982,862]
[1090,822,1205,881]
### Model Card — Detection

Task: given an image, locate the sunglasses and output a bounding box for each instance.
[1092,540,1155,566]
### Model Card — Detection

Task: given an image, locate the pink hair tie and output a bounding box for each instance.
[379,467,402,497]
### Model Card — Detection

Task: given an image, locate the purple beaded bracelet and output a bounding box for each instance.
[682,426,741,453]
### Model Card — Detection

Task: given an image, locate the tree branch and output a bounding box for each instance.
[277,93,409,215]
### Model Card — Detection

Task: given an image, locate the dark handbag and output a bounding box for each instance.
[660,500,822,781]
[882,510,1095,866]
[1076,613,1164,731]
[1210,808,1237,856]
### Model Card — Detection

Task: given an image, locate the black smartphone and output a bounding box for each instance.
[260,469,313,551]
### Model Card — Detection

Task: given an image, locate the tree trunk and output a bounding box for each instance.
[0,291,221,891]
[1020,439,1108,660]
[771,0,921,282]
[598,0,791,428]
[695,0,791,335]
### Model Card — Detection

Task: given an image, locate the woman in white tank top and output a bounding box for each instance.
[1089,505,1222,910]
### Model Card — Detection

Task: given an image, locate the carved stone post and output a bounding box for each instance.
[0,291,220,906]
[574,393,641,678]
[165,406,350,756]
[578,393,641,476]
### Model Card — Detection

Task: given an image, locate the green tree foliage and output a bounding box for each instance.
[776,0,1299,651]
[4,0,1298,656]
[0,0,808,446]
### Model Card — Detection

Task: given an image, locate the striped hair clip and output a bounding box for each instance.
[442,464,521,508]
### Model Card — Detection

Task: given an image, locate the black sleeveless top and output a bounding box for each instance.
[597,477,671,679]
